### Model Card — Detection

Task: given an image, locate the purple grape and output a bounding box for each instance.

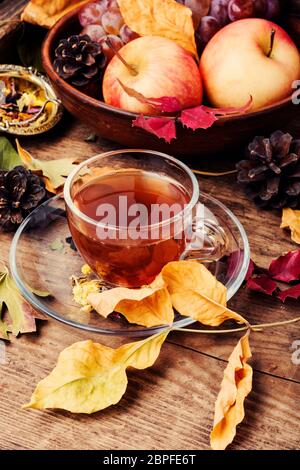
[185,0,211,28]
[79,2,107,27]
[228,0,254,22]
[265,0,280,19]
[119,24,139,44]
[196,15,221,45]
[209,0,230,26]
[253,0,267,17]
[81,24,106,42]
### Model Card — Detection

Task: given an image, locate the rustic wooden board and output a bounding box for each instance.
[1,0,300,451]
[1,320,300,450]
[1,117,300,450]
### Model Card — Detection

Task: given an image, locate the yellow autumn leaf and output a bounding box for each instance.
[16,139,78,193]
[117,0,197,57]
[88,278,174,328]
[281,208,300,244]
[210,332,253,450]
[22,0,89,28]
[24,331,169,413]
[160,261,247,326]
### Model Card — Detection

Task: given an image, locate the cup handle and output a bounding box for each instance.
[181,217,228,262]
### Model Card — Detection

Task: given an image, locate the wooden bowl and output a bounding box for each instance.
[42,7,300,158]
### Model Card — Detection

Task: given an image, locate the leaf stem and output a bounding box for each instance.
[172,315,300,335]
[192,169,237,177]
[172,325,249,334]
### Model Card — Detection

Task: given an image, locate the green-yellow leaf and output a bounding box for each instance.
[24,330,169,414]
[16,139,78,193]
[0,137,23,170]
[0,264,41,339]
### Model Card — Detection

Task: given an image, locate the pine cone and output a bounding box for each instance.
[53,35,106,87]
[236,130,300,209]
[0,166,46,231]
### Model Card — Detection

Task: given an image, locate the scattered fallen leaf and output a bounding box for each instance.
[49,238,64,251]
[281,208,300,244]
[278,284,300,302]
[88,279,174,328]
[268,250,300,283]
[160,261,247,326]
[16,139,78,193]
[117,0,197,57]
[132,96,252,141]
[118,81,182,113]
[0,264,43,340]
[24,331,169,413]
[0,137,23,170]
[132,115,176,144]
[179,97,253,131]
[22,0,89,29]
[246,275,278,296]
[210,332,253,450]
[180,106,217,130]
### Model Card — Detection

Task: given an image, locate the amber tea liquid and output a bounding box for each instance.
[68,170,190,287]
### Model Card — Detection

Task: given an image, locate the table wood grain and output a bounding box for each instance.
[1,2,300,451]
[1,115,300,450]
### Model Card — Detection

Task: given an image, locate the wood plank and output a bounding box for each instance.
[0,0,28,63]
[0,321,299,450]
[1,117,299,383]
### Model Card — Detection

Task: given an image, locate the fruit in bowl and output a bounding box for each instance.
[102,36,203,115]
[42,0,300,156]
[79,0,139,61]
[200,18,300,110]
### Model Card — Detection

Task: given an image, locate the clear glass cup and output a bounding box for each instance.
[9,192,250,336]
[64,150,232,288]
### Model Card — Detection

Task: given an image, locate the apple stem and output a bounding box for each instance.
[267,29,276,58]
[105,38,138,76]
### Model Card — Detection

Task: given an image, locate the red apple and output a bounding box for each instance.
[103,36,202,115]
[200,19,300,111]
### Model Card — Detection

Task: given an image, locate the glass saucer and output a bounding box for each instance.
[9,193,250,337]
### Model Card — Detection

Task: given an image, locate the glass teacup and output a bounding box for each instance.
[64,149,227,287]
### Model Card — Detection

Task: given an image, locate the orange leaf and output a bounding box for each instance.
[22,0,89,28]
[281,208,300,244]
[16,139,78,194]
[117,0,197,57]
[88,279,174,328]
[160,261,247,326]
[210,332,253,450]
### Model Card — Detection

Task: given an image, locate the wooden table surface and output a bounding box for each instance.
[1,2,300,452]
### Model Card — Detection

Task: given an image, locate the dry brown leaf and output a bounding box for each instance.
[160,261,247,326]
[210,332,253,450]
[117,0,197,57]
[281,208,300,244]
[22,0,89,28]
[88,278,174,328]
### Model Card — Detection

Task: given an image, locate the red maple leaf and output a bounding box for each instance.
[246,275,278,296]
[132,115,176,143]
[268,250,300,283]
[278,284,300,303]
[179,97,253,132]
